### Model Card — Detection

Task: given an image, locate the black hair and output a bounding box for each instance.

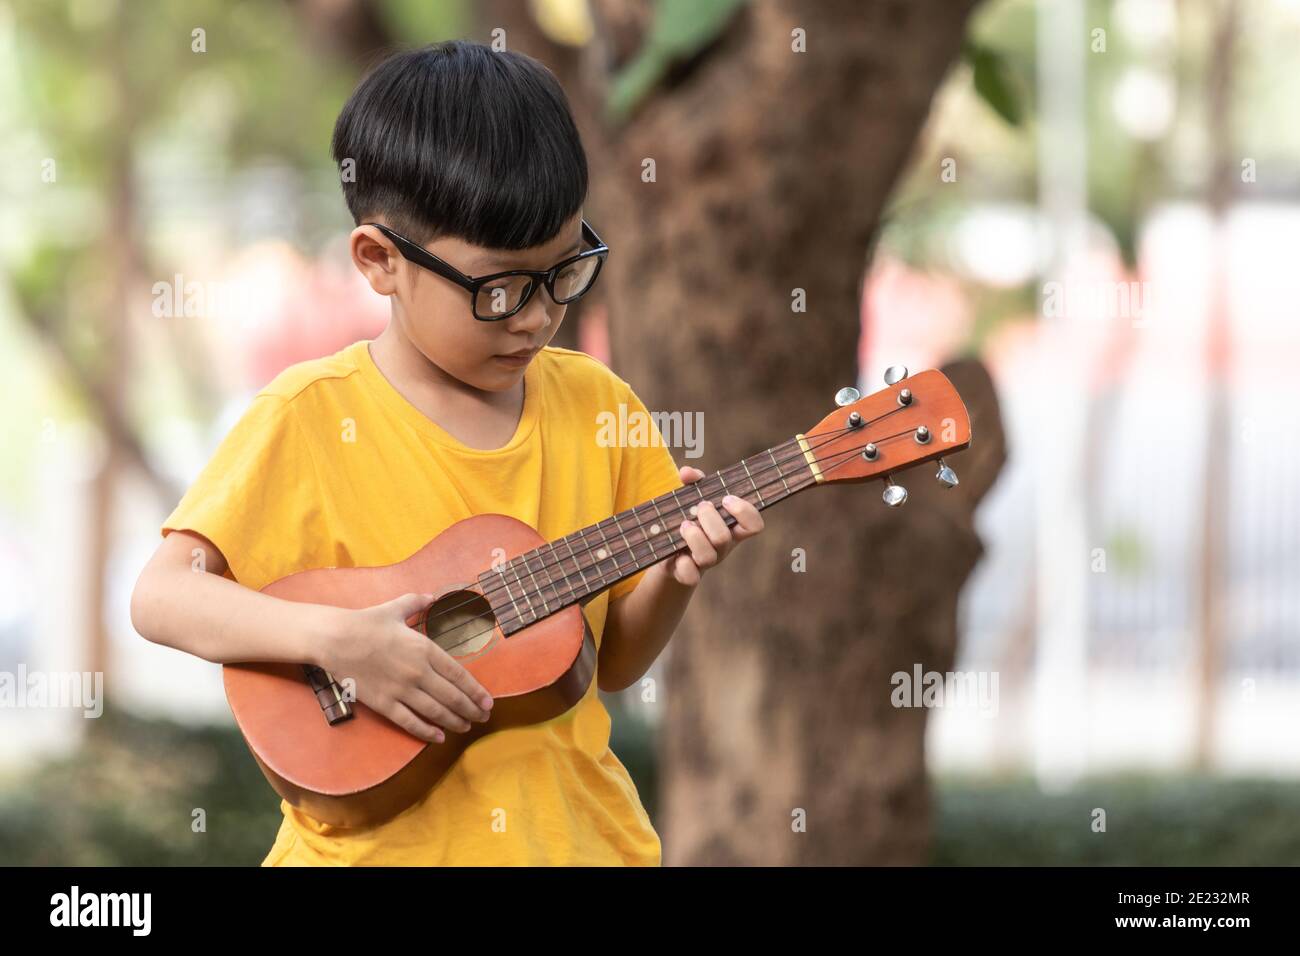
[331,40,588,250]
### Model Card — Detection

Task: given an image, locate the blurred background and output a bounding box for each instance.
[2,0,1299,865]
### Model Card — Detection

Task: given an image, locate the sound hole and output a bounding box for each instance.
[422,590,497,658]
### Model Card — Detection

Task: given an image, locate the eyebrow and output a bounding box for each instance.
[472,238,583,274]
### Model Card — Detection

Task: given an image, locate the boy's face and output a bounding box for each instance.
[353,212,586,392]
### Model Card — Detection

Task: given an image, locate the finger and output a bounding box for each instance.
[679,465,706,484]
[404,685,476,733]
[679,519,718,569]
[692,500,733,552]
[388,700,444,744]
[419,675,481,729]
[427,645,493,712]
[671,551,702,587]
[721,495,765,538]
[423,661,491,722]
[385,591,436,624]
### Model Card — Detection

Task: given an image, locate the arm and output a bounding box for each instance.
[131,529,336,667]
[598,562,697,693]
[596,467,765,692]
[130,530,493,741]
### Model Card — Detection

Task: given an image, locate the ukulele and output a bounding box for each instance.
[224,366,971,827]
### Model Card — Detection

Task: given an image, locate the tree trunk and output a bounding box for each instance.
[582,0,993,863]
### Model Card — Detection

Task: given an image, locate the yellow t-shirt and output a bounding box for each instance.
[161,339,684,866]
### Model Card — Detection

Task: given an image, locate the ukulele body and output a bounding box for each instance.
[222,513,596,829]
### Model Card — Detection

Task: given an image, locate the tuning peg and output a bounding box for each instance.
[834,386,861,407]
[935,459,959,489]
[884,365,909,386]
[882,476,908,507]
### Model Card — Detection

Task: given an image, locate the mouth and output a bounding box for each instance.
[492,349,538,366]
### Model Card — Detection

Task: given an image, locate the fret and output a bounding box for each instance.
[710,472,728,502]
[739,458,764,507]
[533,544,562,610]
[522,552,550,615]
[497,566,523,625]
[562,535,592,595]
[667,491,689,536]
[714,472,733,521]
[769,448,791,496]
[614,515,637,571]
[510,562,537,626]
[648,495,667,535]
[641,500,670,561]
[592,521,616,585]
[644,496,671,559]
[685,476,710,519]
[606,516,637,578]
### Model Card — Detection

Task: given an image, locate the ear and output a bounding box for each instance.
[350,226,401,296]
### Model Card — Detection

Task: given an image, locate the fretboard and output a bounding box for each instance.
[478,435,819,634]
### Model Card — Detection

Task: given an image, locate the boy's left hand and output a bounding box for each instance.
[654,465,765,588]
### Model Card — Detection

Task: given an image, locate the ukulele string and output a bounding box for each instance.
[424,420,923,652]
[434,424,922,651]
[422,423,868,635]
[431,417,921,648]
[475,407,911,613]
[476,402,918,620]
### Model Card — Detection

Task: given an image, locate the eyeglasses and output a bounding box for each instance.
[365,220,609,321]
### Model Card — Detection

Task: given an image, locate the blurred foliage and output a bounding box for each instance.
[606,698,660,819]
[0,709,282,865]
[934,773,1300,865]
[607,0,749,122]
[4,709,1298,865]
[0,705,656,865]
[382,0,467,54]
[963,38,1027,127]
[1104,526,1146,576]
[966,281,1037,357]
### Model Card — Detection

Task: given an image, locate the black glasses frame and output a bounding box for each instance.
[365,220,609,321]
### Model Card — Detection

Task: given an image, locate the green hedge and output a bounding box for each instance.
[3,710,1297,865]
[0,709,282,866]
[932,773,1300,865]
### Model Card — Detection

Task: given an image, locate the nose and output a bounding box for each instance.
[505,285,557,334]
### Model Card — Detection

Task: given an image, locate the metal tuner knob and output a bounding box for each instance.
[882,476,908,507]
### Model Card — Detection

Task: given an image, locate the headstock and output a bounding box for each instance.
[799,366,971,506]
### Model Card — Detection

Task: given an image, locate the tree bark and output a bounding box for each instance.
[581,0,994,863]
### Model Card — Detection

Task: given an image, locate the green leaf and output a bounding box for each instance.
[607,0,750,121]
[963,39,1023,127]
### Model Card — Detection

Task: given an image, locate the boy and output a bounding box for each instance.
[130,40,764,866]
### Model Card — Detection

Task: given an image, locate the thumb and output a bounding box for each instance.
[679,465,705,483]
[381,591,436,623]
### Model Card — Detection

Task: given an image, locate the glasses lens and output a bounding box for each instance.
[474,274,535,319]
[551,256,602,303]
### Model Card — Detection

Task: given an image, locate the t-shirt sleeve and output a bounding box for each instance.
[161,393,321,592]
[608,380,685,602]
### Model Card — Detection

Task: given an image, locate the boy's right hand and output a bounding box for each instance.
[318,592,494,744]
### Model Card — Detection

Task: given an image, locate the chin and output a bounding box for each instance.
[479,361,527,386]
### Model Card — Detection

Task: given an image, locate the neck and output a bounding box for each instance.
[369,328,523,417]
[479,435,821,634]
